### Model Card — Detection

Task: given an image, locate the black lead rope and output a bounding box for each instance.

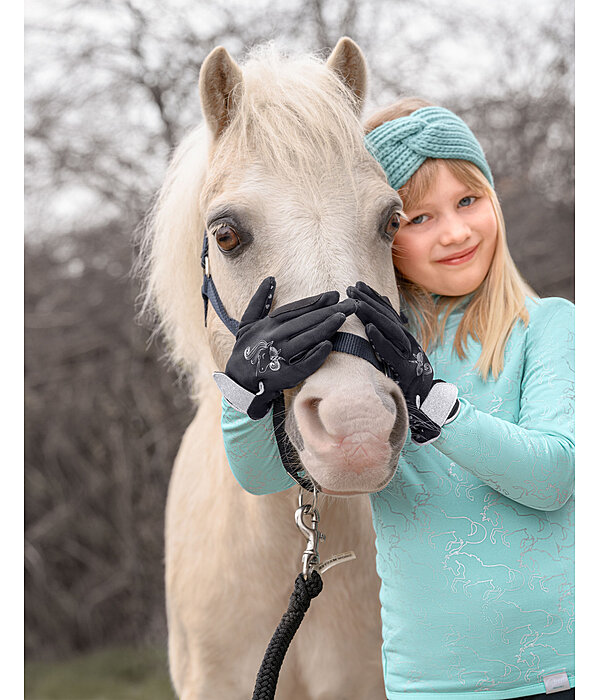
[251,570,323,700]
[272,393,315,491]
[250,491,352,699]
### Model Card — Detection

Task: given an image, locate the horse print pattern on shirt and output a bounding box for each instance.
[370,299,574,695]
[244,340,284,375]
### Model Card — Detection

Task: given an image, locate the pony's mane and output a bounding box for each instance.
[137,44,369,387]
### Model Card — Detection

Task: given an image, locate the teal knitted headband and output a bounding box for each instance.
[364,106,494,190]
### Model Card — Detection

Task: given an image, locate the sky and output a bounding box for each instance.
[23,0,575,237]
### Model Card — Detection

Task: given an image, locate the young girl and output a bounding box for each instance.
[215,98,575,699]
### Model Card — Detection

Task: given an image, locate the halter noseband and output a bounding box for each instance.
[200,232,383,369]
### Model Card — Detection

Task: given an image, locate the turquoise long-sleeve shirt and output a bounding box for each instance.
[221,296,575,699]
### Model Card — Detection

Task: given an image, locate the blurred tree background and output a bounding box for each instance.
[24,0,574,685]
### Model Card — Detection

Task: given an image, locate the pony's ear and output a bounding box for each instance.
[199,46,243,139]
[326,37,367,115]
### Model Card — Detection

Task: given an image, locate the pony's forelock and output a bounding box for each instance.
[206,44,367,197]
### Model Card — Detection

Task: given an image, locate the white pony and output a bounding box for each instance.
[141,38,409,699]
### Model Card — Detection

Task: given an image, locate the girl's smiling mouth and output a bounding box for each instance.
[436,243,479,265]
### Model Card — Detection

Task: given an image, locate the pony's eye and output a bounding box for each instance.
[215,224,240,251]
[385,212,402,238]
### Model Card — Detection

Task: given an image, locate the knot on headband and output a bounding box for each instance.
[364,106,494,190]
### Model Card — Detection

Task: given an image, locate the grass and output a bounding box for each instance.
[25,647,176,700]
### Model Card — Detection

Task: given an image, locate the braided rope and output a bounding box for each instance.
[252,571,323,700]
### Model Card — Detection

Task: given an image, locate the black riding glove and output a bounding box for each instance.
[213,277,356,420]
[347,281,460,445]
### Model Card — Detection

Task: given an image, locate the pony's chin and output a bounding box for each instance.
[302,460,396,496]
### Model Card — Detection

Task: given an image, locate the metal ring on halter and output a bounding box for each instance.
[298,482,318,513]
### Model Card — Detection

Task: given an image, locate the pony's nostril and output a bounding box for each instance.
[296,390,396,453]
[296,395,328,444]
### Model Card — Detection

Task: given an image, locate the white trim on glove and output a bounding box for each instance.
[213,371,264,419]
[420,381,459,428]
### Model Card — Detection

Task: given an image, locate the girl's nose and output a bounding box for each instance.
[439,213,471,246]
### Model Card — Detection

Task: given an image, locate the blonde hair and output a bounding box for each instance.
[365,98,537,380]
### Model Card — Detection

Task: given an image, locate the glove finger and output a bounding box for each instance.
[401,324,426,352]
[269,290,340,321]
[349,282,410,324]
[355,301,412,357]
[352,281,409,325]
[286,313,348,362]
[347,282,392,312]
[347,284,402,327]
[355,280,393,306]
[278,298,356,340]
[288,340,333,381]
[239,277,276,328]
[352,297,389,328]
[365,322,407,370]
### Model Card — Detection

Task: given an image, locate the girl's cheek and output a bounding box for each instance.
[481,201,498,239]
[392,240,423,277]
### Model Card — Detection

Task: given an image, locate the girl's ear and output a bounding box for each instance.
[326,37,367,115]
[199,46,244,139]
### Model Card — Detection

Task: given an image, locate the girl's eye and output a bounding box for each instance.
[410,214,429,225]
[214,224,241,251]
[458,196,476,208]
[384,211,402,238]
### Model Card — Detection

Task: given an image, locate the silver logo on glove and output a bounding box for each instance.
[244,340,283,374]
[411,350,432,377]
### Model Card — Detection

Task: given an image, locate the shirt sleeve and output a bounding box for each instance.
[221,397,296,495]
[433,298,575,511]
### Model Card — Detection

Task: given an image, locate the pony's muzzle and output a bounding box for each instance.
[292,369,408,493]
[295,395,393,470]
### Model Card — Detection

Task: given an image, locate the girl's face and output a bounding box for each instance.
[392,162,498,296]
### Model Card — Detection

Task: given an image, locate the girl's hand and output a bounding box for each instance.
[347,281,459,445]
[213,277,356,419]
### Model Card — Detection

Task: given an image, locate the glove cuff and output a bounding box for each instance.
[444,398,461,425]
[213,372,270,420]
[420,380,459,428]
[408,406,442,446]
